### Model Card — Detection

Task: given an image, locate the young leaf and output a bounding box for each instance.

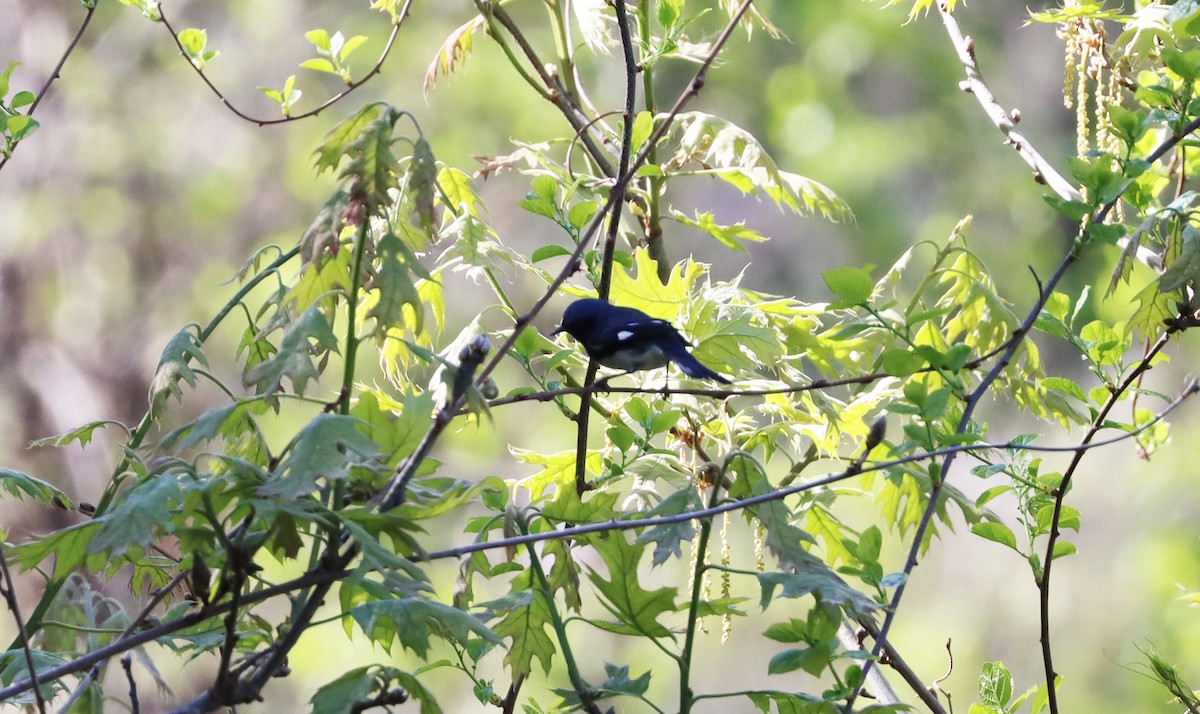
[243,307,339,397]
[149,327,208,415]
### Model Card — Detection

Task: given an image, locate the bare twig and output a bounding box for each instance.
[157,1,412,127]
[55,570,189,710]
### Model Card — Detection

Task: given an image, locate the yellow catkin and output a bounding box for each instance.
[754,519,766,572]
[1059,19,1078,109]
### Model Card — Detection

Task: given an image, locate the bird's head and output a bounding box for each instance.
[552,298,607,340]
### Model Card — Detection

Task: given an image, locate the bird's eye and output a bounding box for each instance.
[616,330,634,341]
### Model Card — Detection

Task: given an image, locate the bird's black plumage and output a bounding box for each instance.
[553,299,730,383]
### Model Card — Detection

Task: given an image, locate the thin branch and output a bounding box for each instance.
[157,1,412,127]
[484,3,616,178]
[571,0,641,496]
[1037,333,1180,713]
[853,619,948,714]
[418,380,1197,563]
[55,570,189,710]
[0,1,98,173]
[121,654,139,714]
[0,541,45,713]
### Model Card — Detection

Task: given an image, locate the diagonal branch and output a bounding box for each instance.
[936,1,1078,202]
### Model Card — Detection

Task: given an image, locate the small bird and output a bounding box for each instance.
[553,298,730,383]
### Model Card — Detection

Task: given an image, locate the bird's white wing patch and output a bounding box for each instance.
[616,330,634,341]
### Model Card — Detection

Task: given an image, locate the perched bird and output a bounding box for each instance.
[553,298,730,383]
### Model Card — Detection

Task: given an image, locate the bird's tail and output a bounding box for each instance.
[661,341,731,384]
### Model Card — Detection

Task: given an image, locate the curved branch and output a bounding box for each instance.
[158,1,412,127]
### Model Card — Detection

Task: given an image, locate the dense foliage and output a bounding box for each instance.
[4,1,1200,712]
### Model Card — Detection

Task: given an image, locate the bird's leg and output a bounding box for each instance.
[595,370,635,390]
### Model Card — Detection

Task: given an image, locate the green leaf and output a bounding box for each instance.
[1052,540,1077,560]
[823,266,874,306]
[970,522,1018,551]
[243,306,340,397]
[1041,377,1087,403]
[0,60,19,98]
[148,327,208,415]
[88,475,184,559]
[669,112,852,222]
[672,210,768,252]
[0,468,69,507]
[490,574,556,677]
[767,642,834,677]
[633,489,702,566]
[314,104,379,174]
[630,110,654,152]
[365,232,429,335]
[159,401,256,453]
[349,598,502,657]
[29,420,128,448]
[880,348,925,377]
[177,27,208,60]
[757,569,876,615]
[339,34,369,62]
[309,667,375,714]
[262,414,381,498]
[690,310,780,372]
[586,536,677,638]
[531,244,571,263]
[352,389,435,467]
[978,661,1014,708]
[592,662,651,698]
[305,28,332,52]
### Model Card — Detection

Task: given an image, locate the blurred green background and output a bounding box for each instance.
[3,0,1200,711]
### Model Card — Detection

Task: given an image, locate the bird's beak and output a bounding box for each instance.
[551,325,566,336]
